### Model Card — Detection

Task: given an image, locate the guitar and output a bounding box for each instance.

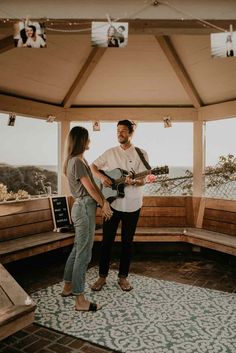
[98,166,169,203]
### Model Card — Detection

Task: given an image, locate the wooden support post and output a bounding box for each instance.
[58,120,70,195]
[193,117,204,196]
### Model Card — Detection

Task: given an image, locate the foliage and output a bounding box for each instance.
[0,164,58,196]
[148,154,236,197]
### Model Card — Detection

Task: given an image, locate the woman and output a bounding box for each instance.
[107,25,119,47]
[61,126,113,311]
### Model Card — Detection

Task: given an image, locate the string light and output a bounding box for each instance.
[0,0,231,34]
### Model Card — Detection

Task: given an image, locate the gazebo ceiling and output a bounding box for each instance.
[0,0,236,121]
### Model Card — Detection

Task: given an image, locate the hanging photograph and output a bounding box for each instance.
[91,22,128,48]
[211,31,236,58]
[92,121,101,131]
[13,21,47,48]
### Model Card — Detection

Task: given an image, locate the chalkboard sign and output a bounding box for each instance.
[50,196,71,231]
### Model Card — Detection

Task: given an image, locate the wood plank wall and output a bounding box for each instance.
[0,198,54,242]
[203,198,236,236]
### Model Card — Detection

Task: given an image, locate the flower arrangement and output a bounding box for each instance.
[0,183,8,201]
[5,190,17,201]
[0,183,29,201]
[16,189,30,200]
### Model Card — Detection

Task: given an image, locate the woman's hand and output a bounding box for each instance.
[101,200,113,221]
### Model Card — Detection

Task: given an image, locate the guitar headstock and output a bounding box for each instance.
[151,166,169,175]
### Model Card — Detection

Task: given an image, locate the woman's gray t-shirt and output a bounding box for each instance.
[67,157,95,198]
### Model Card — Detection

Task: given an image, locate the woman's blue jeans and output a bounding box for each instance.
[63,196,97,295]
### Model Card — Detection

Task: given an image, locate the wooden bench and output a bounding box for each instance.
[95,196,236,256]
[0,196,236,265]
[185,198,236,256]
[94,196,196,242]
[0,263,36,340]
[0,198,75,264]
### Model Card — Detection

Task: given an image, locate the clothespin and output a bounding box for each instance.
[106,13,112,26]
[24,15,30,28]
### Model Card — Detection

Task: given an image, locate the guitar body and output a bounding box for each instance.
[98,166,169,203]
[99,169,129,203]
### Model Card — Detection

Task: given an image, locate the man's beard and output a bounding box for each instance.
[119,137,129,144]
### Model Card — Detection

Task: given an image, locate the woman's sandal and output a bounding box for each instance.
[60,292,73,297]
[75,302,100,312]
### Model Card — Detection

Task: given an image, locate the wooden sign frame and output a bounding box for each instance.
[50,196,72,231]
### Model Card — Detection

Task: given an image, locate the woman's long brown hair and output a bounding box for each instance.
[63,126,89,176]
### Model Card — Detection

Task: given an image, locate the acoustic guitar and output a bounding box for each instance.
[98,166,169,203]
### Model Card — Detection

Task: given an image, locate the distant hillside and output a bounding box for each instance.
[0,164,57,195]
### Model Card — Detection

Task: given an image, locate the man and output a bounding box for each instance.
[24,25,46,48]
[117,25,125,46]
[91,120,149,291]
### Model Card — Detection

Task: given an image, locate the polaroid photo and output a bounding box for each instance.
[92,121,101,131]
[163,117,172,128]
[91,21,128,48]
[13,20,46,48]
[211,31,236,58]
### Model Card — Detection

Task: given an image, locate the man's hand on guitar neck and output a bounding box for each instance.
[125,176,145,186]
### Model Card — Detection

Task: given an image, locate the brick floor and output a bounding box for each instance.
[1,246,236,353]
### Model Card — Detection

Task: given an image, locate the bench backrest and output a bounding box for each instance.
[203,198,236,236]
[95,196,198,228]
[0,198,54,242]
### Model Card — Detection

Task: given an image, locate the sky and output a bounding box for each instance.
[0,113,236,168]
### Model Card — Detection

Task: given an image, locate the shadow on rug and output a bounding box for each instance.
[31,267,236,353]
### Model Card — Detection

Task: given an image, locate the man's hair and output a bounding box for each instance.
[27,25,36,35]
[117,120,136,133]
[118,25,125,31]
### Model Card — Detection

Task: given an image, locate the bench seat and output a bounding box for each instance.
[0,231,75,264]
[185,228,236,256]
[0,264,36,340]
[94,227,186,242]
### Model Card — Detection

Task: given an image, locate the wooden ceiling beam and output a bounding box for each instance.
[62,47,106,108]
[0,35,14,54]
[1,20,236,35]
[65,106,198,122]
[1,93,235,122]
[156,35,202,109]
[199,99,236,121]
[0,93,64,120]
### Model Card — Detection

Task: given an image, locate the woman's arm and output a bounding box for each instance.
[80,175,112,219]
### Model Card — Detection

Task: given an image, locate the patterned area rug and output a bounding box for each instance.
[32,267,236,353]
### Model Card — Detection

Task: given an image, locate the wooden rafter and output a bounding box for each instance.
[0,35,14,54]
[62,47,106,108]
[156,35,202,109]
[1,20,236,35]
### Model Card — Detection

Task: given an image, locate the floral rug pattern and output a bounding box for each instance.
[32,267,236,353]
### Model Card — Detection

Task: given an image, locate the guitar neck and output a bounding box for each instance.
[114,170,151,185]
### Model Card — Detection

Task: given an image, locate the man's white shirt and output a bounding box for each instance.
[93,144,149,212]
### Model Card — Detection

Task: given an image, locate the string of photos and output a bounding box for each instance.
[0,0,235,55]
